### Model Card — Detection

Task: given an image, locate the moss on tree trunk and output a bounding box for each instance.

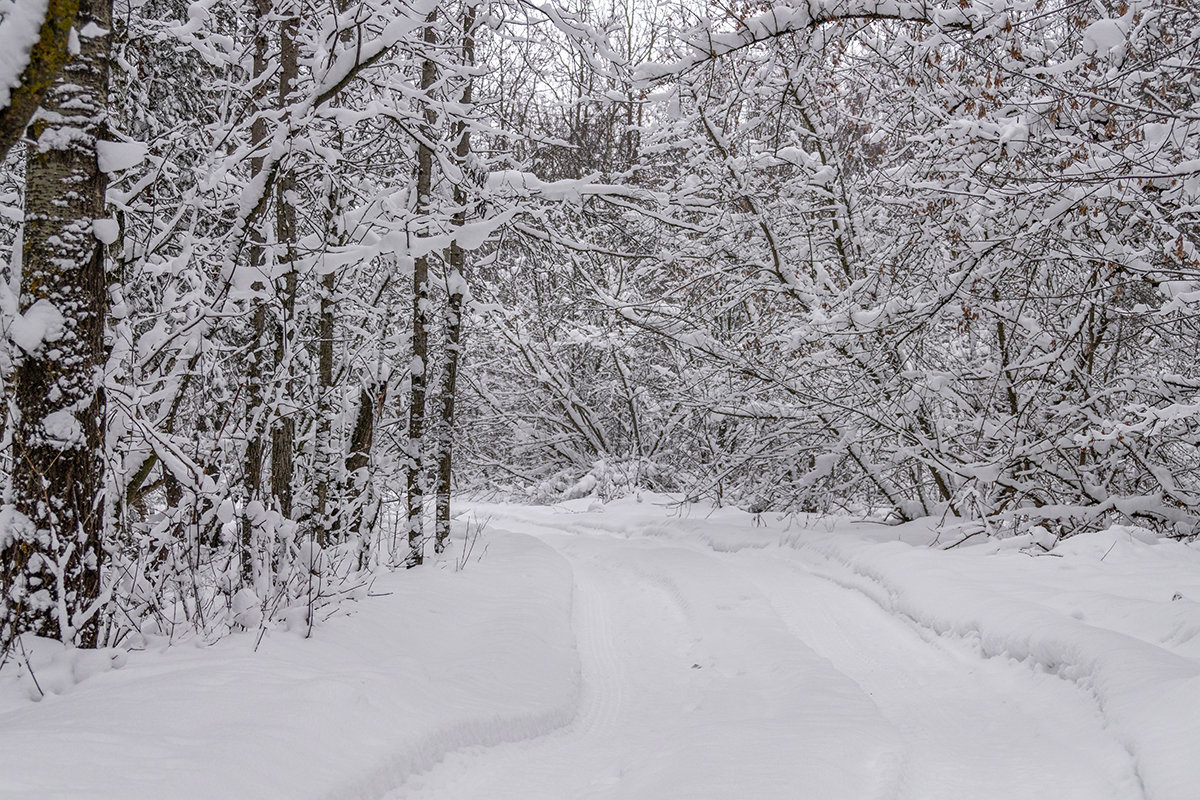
[1,0,112,649]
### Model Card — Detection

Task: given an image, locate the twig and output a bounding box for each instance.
[16,638,44,699]
[945,528,986,549]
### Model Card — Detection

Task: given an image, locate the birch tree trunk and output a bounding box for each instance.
[1,0,112,648]
[405,8,438,568]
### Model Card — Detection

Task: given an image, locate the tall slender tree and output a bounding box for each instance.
[271,0,300,520]
[405,7,439,568]
[434,2,479,554]
[1,0,112,647]
[239,0,273,587]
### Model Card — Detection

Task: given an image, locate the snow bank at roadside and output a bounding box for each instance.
[470,497,1200,800]
[803,526,1200,800]
[0,531,580,800]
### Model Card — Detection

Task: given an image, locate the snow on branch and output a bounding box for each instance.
[635,0,983,81]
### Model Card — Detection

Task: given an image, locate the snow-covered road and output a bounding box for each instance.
[394,520,1142,800]
[5,499,1198,800]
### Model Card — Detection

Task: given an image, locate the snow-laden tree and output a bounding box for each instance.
[3,0,1199,655]
[1,0,518,648]
[602,0,1200,533]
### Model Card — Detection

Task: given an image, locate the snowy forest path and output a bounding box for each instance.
[388,513,1143,800]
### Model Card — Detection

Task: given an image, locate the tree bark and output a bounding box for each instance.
[405,9,438,568]
[434,4,477,555]
[314,252,337,546]
[1,0,111,648]
[270,0,299,519]
[314,0,353,549]
[240,0,272,586]
[0,0,79,162]
[343,382,377,555]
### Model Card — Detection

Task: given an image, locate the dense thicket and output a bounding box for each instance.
[0,0,1196,649]
[469,0,1200,540]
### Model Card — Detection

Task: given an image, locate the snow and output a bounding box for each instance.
[0,532,578,799]
[78,21,107,38]
[0,0,48,110]
[1082,19,1128,56]
[96,140,149,173]
[802,523,1200,800]
[3,499,1198,799]
[8,298,65,354]
[41,408,84,447]
[92,217,119,244]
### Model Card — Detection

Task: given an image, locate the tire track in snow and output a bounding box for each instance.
[572,565,624,738]
[453,506,1161,800]
[728,549,1145,800]
[555,517,1144,800]
[389,540,693,799]
[394,530,907,800]
[777,542,1180,796]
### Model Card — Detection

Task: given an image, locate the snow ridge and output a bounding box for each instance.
[501,499,1196,800]
[322,703,582,800]
[796,536,1196,800]
[315,530,586,800]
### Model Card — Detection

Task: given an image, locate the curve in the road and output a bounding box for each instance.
[389,525,1144,800]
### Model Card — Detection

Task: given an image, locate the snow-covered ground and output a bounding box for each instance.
[2,498,1198,800]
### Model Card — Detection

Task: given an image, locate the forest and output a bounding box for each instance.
[1,2,1200,798]
[0,0,1197,654]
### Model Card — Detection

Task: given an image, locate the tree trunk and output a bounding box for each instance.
[343,383,377,557]
[1,0,112,649]
[0,0,79,162]
[434,4,477,555]
[314,253,338,546]
[314,0,353,549]
[270,0,299,519]
[240,0,272,587]
[405,9,438,568]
